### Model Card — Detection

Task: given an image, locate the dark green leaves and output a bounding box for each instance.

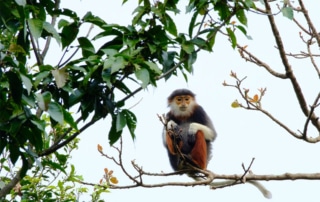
[78,37,95,57]
[61,22,79,49]
[6,71,22,104]
[109,109,137,145]
[236,9,247,26]
[227,27,237,48]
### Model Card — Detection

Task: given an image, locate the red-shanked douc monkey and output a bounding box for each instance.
[162,89,272,199]
[163,89,217,172]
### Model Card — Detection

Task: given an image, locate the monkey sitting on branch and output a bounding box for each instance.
[160,89,271,199]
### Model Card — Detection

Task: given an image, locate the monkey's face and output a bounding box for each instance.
[169,95,196,118]
[175,95,192,111]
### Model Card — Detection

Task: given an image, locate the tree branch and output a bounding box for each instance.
[297,0,320,46]
[264,0,320,132]
[237,44,287,79]
[0,169,22,198]
[41,0,60,59]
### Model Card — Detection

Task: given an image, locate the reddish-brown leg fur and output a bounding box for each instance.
[166,133,176,155]
[190,130,207,169]
[166,132,185,155]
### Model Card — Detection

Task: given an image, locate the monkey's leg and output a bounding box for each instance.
[166,132,183,155]
[190,131,207,170]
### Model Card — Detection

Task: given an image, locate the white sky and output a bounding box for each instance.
[49,1,320,202]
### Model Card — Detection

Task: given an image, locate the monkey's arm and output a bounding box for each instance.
[189,122,216,141]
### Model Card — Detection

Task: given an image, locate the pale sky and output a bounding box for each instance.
[49,1,320,202]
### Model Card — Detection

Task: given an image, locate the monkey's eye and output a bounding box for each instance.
[176,97,182,102]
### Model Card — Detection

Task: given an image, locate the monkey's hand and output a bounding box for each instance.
[188,123,215,141]
[167,120,178,130]
[167,120,181,141]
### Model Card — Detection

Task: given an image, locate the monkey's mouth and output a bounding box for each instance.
[179,107,187,111]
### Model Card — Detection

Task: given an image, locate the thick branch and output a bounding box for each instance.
[264,0,320,131]
[0,170,21,198]
[215,172,320,181]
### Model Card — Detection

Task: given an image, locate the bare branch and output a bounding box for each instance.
[41,0,60,59]
[300,93,320,139]
[297,0,320,46]
[306,40,320,78]
[264,0,320,132]
[237,44,287,79]
[224,73,320,142]
[215,172,320,181]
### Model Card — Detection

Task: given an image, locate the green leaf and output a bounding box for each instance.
[282,7,294,20]
[144,61,161,74]
[20,73,32,95]
[207,30,217,51]
[161,51,175,69]
[22,94,35,107]
[111,56,127,74]
[226,27,237,48]
[34,70,51,87]
[43,21,61,44]
[182,41,195,54]
[164,13,177,36]
[109,116,123,145]
[9,142,20,165]
[192,37,209,50]
[27,19,44,39]
[214,1,231,21]
[78,37,95,57]
[82,12,107,27]
[15,0,26,7]
[63,109,78,130]
[244,0,256,9]
[48,102,64,124]
[30,119,46,132]
[186,51,197,72]
[135,68,150,88]
[132,6,146,25]
[116,111,126,132]
[61,22,79,49]
[58,19,69,29]
[36,91,52,111]
[6,71,22,104]
[51,67,68,88]
[231,100,240,108]
[8,44,26,54]
[25,124,43,151]
[236,9,247,26]
[123,109,136,140]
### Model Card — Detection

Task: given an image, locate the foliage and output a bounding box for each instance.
[0,0,295,200]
